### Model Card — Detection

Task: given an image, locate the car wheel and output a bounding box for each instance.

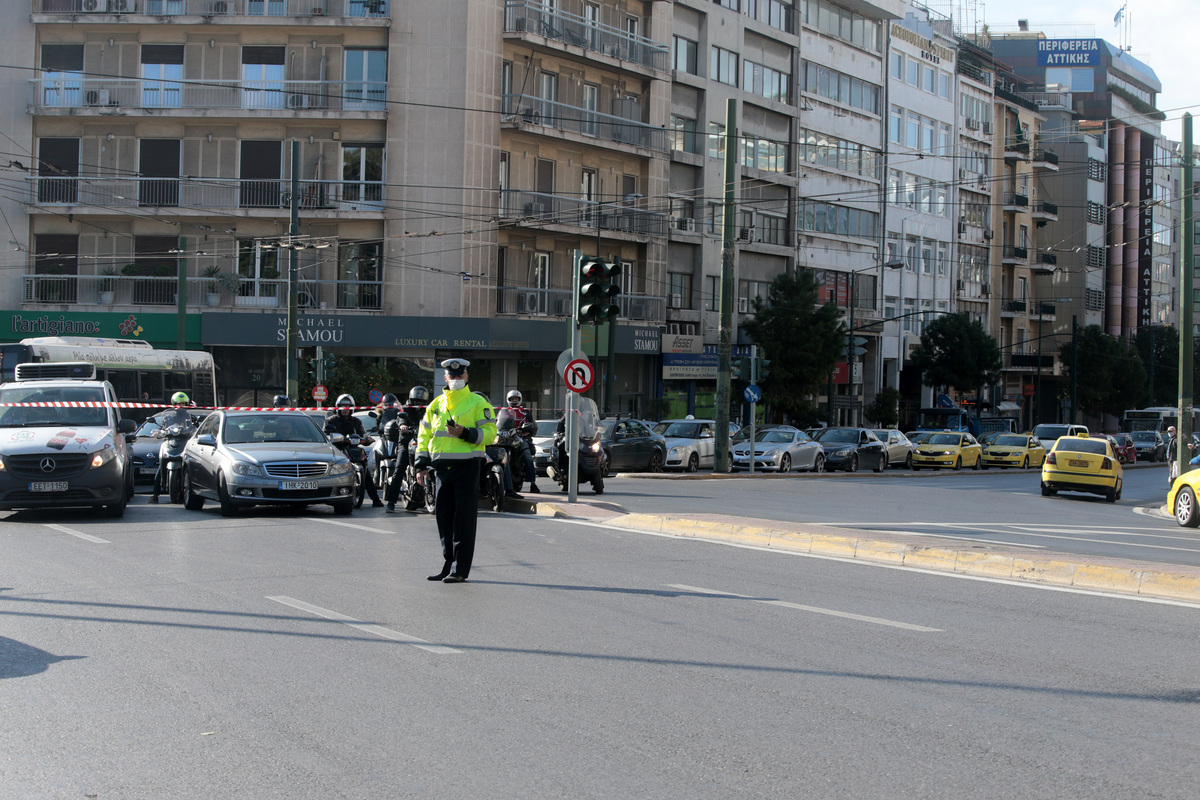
[873,454,885,473]
[847,454,858,473]
[973,455,981,471]
[100,492,126,518]
[1021,456,1029,470]
[353,469,365,509]
[648,449,664,473]
[686,453,699,473]
[779,454,791,474]
[812,454,824,474]
[953,457,962,471]
[1105,485,1117,503]
[218,474,240,517]
[1176,487,1200,527]
[912,464,922,471]
[332,498,354,515]
[904,452,912,470]
[1041,482,1057,497]
[183,469,204,511]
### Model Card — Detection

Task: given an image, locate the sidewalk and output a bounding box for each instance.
[519,496,1200,604]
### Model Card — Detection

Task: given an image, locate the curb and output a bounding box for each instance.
[526,500,1200,604]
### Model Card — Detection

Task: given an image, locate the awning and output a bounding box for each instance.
[996,401,1021,412]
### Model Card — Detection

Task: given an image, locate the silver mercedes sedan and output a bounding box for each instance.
[181,410,356,516]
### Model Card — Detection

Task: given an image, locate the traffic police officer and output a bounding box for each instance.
[415,358,496,583]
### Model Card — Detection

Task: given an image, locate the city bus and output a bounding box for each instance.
[0,337,216,418]
[1122,407,1200,433]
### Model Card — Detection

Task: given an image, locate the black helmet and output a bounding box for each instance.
[273,395,292,408]
[382,392,400,408]
[408,386,430,405]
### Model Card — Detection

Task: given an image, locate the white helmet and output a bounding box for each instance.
[335,393,355,414]
[507,390,522,406]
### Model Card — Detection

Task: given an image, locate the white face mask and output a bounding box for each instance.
[446,378,466,391]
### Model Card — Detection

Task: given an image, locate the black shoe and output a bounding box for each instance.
[442,574,467,583]
[372,499,384,507]
[385,503,395,513]
[149,495,159,504]
[528,484,540,493]
[427,562,452,581]
[505,491,522,499]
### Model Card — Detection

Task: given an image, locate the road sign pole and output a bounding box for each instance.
[748,345,757,475]
[568,251,582,502]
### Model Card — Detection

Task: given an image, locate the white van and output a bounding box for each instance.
[1032,423,1089,453]
[0,362,137,516]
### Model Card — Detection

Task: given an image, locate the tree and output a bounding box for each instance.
[740,271,844,422]
[866,386,901,428]
[299,353,391,408]
[1058,325,1146,418]
[909,313,1001,398]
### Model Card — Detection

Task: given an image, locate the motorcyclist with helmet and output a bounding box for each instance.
[384,386,430,512]
[273,395,292,408]
[501,390,539,495]
[324,393,383,507]
[149,391,197,504]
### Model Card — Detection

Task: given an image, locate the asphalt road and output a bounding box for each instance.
[2,498,1199,798]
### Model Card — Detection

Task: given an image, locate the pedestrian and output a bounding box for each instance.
[1167,425,1179,486]
[414,358,496,583]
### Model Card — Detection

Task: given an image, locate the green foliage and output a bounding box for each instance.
[909,313,1001,394]
[866,386,901,428]
[299,353,391,408]
[740,271,845,421]
[1058,325,1146,418]
[1133,326,1179,407]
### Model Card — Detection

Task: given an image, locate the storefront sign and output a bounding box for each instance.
[662,333,703,354]
[0,310,201,348]
[662,345,752,380]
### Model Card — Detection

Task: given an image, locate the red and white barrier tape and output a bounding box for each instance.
[0,402,376,412]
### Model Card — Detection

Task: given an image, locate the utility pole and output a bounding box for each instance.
[176,236,187,350]
[1180,114,1195,475]
[286,141,300,401]
[714,98,737,473]
[1070,315,1078,424]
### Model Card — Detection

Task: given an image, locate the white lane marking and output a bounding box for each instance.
[831,521,1200,553]
[266,595,460,654]
[667,584,943,632]
[43,523,109,544]
[303,517,395,534]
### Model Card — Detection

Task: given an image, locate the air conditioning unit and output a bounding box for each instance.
[288,94,310,109]
[737,227,754,242]
[85,89,112,106]
[555,298,573,315]
[958,220,967,234]
[737,297,749,313]
[682,217,696,232]
[108,0,136,10]
[669,293,682,307]
[983,229,994,240]
[981,282,991,296]
[956,279,965,291]
[81,0,104,10]
[982,122,994,135]
[209,0,229,12]
[965,117,980,131]
[515,290,542,314]
[958,168,967,180]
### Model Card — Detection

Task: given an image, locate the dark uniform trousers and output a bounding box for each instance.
[434,459,482,577]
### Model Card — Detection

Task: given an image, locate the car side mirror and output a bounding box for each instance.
[196,433,217,447]
[124,434,137,445]
[117,418,137,434]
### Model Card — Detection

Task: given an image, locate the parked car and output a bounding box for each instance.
[912,431,984,471]
[810,427,887,473]
[1101,432,1136,465]
[873,429,915,469]
[731,426,825,473]
[1033,423,1089,452]
[1129,430,1166,462]
[1169,465,1200,526]
[599,418,667,474]
[981,433,1046,469]
[905,431,936,446]
[652,419,739,472]
[181,410,357,516]
[1041,434,1122,502]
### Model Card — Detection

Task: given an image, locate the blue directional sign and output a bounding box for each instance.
[744,384,763,403]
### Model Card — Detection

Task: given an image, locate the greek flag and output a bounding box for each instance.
[1114,4,1125,26]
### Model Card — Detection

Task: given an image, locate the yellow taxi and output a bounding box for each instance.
[911,431,983,471]
[1040,433,1122,502]
[1167,468,1200,526]
[981,433,1047,469]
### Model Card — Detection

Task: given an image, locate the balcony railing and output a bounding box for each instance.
[497,285,663,321]
[502,94,667,152]
[33,0,389,19]
[503,1,669,72]
[1002,300,1027,313]
[1003,245,1029,261]
[30,78,386,113]
[27,176,384,211]
[500,190,668,237]
[1033,201,1058,217]
[23,274,382,310]
[1003,192,1029,208]
[1032,149,1060,167]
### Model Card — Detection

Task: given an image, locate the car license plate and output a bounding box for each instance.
[29,481,68,492]
[1068,459,1088,468]
[139,467,157,475]
[279,481,318,490]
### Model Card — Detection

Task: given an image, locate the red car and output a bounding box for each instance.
[1103,433,1136,464]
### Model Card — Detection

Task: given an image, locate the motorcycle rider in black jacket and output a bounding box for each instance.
[384,386,430,512]
[324,394,383,507]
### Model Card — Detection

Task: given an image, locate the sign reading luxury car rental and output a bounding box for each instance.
[564,358,594,393]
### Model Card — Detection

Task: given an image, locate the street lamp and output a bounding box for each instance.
[844,258,904,425]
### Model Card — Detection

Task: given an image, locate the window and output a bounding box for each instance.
[745,0,794,33]
[708,122,726,159]
[758,214,787,245]
[242,46,286,109]
[673,36,698,74]
[711,47,738,85]
[37,138,79,204]
[923,65,935,93]
[669,115,697,154]
[337,241,383,310]
[740,134,789,172]
[134,235,180,305]
[803,0,880,51]
[715,0,739,10]
[704,275,719,311]
[138,139,180,207]
[802,61,879,114]
[940,71,951,99]
[707,202,724,234]
[344,49,387,109]
[890,51,903,81]
[667,273,692,308]
[906,111,918,149]
[33,234,78,304]
[342,144,384,208]
[907,58,919,86]
[742,59,790,102]
[141,45,184,108]
[889,106,903,144]
[798,201,877,239]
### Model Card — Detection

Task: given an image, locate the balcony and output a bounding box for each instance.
[1020,92,1071,111]
[1001,300,1027,316]
[1002,245,1029,264]
[1004,136,1031,162]
[23,274,382,310]
[1032,201,1059,223]
[1034,302,1056,319]
[500,190,668,237]
[1002,192,1029,212]
[26,176,385,215]
[30,78,387,116]
[503,0,669,74]
[502,94,667,153]
[496,285,664,321]
[32,0,390,22]
[1032,149,1060,171]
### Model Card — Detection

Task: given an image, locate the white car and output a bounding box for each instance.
[652,419,739,472]
[531,419,558,475]
[731,426,824,473]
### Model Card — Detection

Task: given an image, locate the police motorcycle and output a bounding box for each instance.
[329,432,372,509]
[546,396,607,494]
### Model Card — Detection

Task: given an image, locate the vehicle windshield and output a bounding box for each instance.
[535,420,558,438]
[1129,431,1158,442]
[927,433,962,445]
[1055,438,1108,455]
[136,417,163,436]
[994,435,1026,446]
[757,429,795,443]
[1033,424,1070,440]
[907,432,932,444]
[223,414,325,444]
[0,385,109,427]
[813,428,858,444]
[657,422,702,439]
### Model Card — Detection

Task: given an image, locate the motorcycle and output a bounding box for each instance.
[546,397,607,494]
[481,434,508,512]
[400,436,436,513]
[494,408,535,494]
[157,422,196,504]
[330,432,372,509]
[372,418,402,492]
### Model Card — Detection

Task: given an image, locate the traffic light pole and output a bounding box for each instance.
[286,140,300,402]
[1180,114,1195,476]
[568,250,582,503]
[715,98,737,473]
[748,344,757,474]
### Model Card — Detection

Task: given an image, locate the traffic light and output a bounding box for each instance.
[756,356,771,381]
[578,256,621,323]
[732,356,752,381]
